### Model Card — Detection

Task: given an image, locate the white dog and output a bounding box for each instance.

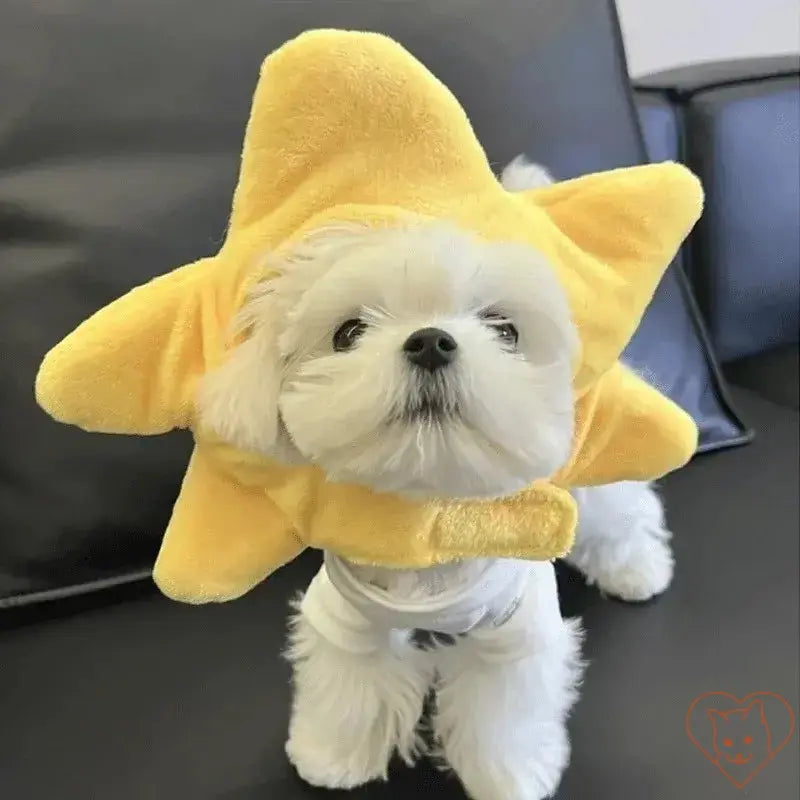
[199,158,675,800]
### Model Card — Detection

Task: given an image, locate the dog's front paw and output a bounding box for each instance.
[567,516,674,602]
[285,735,389,790]
[591,535,673,602]
[447,722,570,800]
[285,611,430,790]
[568,481,674,602]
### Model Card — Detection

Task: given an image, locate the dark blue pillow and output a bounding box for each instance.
[631,96,751,451]
[622,259,751,452]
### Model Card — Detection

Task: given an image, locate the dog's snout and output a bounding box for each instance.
[403,328,457,371]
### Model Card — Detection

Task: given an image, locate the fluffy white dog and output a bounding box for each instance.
[199,158,675,799]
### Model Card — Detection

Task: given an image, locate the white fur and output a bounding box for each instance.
[433,565,584,800]
[196,301,282,453]
[202,156,678,798]
[286,562,583,800]
[285,604,434,789]
[199,221,578,499]
[568,481,674,602]
[501,155,556,190]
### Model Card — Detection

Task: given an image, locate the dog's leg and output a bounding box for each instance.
[285,567,433,790]
[566,480,674,602]
[434,563,583,800]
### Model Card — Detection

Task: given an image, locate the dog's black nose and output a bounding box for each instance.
[403,328,458,371]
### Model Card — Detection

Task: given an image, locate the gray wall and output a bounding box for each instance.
[617,0,800,76]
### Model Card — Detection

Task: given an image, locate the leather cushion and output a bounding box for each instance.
[726,344,799,409]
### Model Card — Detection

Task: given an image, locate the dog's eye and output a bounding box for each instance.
[480,311,519,348]
[333,318,367,351]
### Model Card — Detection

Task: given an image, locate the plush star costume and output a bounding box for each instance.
[36,30,703,604]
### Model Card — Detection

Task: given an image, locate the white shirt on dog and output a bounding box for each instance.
[300,553,547,655]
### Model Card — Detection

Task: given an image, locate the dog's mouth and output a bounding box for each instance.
[396,375,459,424]
[400,396,459,424]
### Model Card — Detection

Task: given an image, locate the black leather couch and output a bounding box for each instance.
[2,3,798,799]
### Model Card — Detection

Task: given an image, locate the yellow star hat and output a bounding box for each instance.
[35,30,703,604]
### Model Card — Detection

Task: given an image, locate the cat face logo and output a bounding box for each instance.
[708,700,769,767]
[686,692,796,788]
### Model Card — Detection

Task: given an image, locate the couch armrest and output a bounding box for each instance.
[635,55,800,97]
[634,57,800,363]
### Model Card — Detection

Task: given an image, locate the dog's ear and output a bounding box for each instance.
[196,288,283,453]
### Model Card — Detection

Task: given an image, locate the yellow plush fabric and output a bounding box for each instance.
[35,30,702,604]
